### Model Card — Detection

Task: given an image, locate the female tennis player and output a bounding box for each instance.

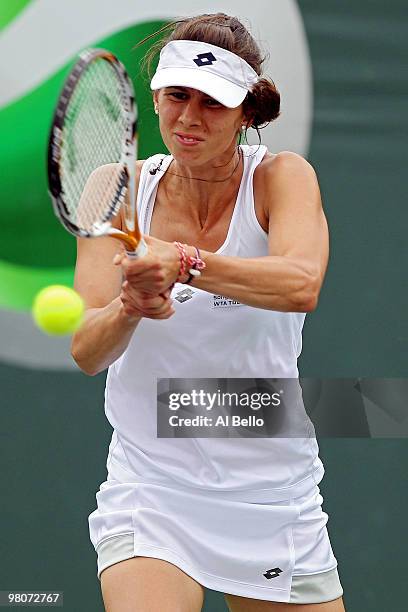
[72,13,346,612]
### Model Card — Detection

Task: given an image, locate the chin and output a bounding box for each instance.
[171,148,205,164]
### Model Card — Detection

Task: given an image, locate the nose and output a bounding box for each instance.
[178,97,202,126]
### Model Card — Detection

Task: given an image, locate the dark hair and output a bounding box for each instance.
[135,13,281,131]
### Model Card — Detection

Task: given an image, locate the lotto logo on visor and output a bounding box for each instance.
[193,52,217,67]
[150,40,259,108]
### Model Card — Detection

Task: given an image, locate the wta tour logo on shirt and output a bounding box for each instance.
[212,295,244,308]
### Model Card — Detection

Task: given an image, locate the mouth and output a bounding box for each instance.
[175,133,204,146]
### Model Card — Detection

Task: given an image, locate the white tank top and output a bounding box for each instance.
[104,144,325,502]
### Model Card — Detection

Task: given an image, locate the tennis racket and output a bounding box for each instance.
[47,48,146,258]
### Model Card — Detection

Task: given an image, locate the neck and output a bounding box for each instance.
[161,146,244,229]
[174,140,240,172]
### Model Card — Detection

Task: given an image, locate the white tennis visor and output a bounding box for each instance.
[150,40,259,108]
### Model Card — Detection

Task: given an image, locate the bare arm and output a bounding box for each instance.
[71,161,174,376]
[70,231,141,376]
[190,153,329,311]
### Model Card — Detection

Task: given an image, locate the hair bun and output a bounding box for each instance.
[244,78,281,128]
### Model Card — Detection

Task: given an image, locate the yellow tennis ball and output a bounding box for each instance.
[32,285,84,336]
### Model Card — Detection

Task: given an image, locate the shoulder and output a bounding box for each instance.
[255,150,318,184]
[256,151,320,211]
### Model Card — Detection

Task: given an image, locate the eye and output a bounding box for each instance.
[205,98,222,107]
[166,92,187,100]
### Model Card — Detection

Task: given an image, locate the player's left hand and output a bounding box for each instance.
[113,235,180,294]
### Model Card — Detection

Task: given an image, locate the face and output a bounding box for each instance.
[153,86,246,168]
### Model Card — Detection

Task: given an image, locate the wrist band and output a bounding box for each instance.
[174,241,187,282]
[184,246,206,285]
[174,243,206,284]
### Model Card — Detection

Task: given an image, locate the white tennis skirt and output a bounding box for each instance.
[88,458,343,605]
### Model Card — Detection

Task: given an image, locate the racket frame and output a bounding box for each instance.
[47,48,145,255]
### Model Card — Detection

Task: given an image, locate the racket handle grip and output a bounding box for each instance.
[125,237,170,302]
[126,237,148,259]
[125,237,169,301]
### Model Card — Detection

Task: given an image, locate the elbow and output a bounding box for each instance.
[72,358,100,377]
[71,352,98,377]
[77,363,101,377]
[71,337,99,376]
[300,294,318,313]
[295,270,321,313]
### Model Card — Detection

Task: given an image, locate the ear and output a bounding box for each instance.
[243,113,254,129]
[153,91,158,104]
[152,92,159,114]
[240,106,253,130]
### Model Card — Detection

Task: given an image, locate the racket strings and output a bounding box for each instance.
[59,59,128,232]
